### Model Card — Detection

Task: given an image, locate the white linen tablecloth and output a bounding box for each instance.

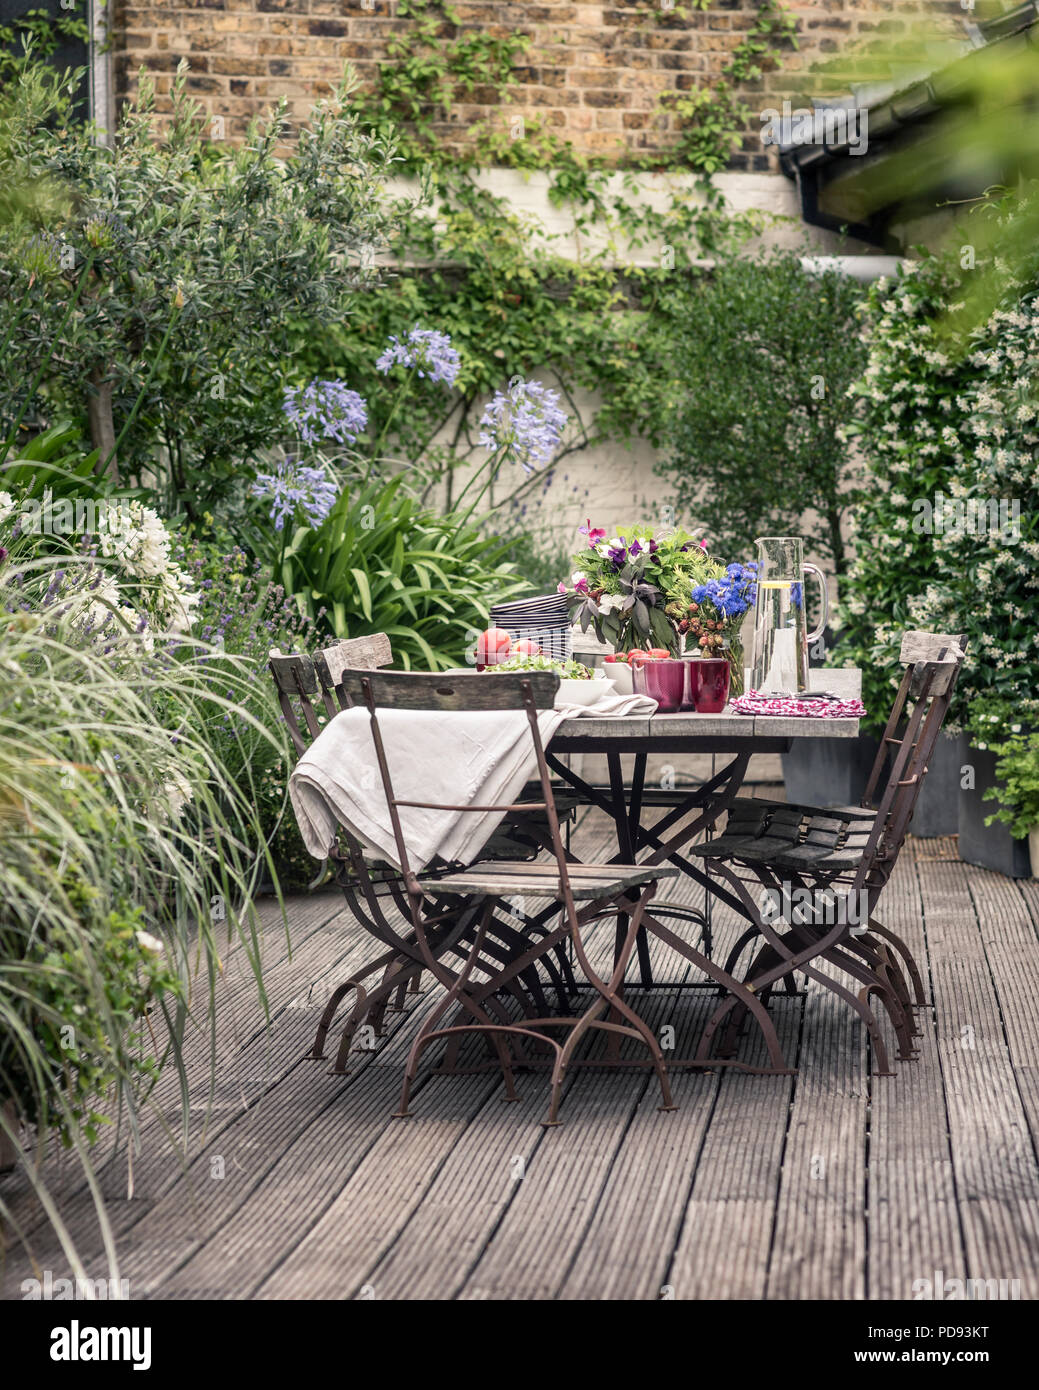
[288,691,655,869]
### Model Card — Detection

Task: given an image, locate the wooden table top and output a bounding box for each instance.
[553,668,863,746]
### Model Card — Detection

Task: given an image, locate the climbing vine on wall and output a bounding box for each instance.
[316,1,804,572]
[351,0,798,181]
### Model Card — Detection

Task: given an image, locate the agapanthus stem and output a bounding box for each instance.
[370,364,418,474]
[452,448,505,524]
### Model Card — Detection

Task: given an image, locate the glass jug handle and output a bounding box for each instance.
[804,563,828,644]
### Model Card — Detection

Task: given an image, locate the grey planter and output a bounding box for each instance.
[781,733,880,808]
[957,736,1032,878]
[783,727,965,841]
[910,730,962,838]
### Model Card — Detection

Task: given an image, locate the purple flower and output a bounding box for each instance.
[250,457,339,532]
[478,379,568,475]
[283,379,368,446]
[376,326,461,386]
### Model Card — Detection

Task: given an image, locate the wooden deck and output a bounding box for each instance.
[4,808,1039,1301]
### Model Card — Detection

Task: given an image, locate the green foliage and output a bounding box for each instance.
[279,474,524,669]
[0,545,286,1276]
[654,250,866,572]
[831,246,1039,737]
[654,1,798,176]
[349,0,797,179]
[0,62,405,511]
[0,7,88,87]
[983,733,1039,840]
[181,537,322,892]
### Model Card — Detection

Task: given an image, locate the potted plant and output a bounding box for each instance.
[679,563,759,697]
[559,523,757,691]
[979,729,1039,878]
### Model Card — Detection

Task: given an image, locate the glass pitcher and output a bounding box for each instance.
[749,538,828,694]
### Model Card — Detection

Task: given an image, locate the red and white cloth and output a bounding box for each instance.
[731,691,866,719]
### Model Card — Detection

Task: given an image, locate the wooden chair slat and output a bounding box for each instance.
[335,668,560,711]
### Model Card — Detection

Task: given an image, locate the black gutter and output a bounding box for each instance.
[779,1,1039,246]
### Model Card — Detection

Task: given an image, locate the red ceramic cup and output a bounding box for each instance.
[632,657,686,713]
[684,657,731,713]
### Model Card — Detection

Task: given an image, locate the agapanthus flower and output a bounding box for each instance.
[376,326,461,386]
[283,379,368,446]
[20,232,64,280]
[479,379,568,474]
[251,457,338,532]
[83,210,126,251]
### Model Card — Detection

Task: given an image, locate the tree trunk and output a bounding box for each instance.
[88,364,118,484]
[0,1098,19,1173]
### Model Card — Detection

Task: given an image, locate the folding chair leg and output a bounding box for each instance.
[396,904,520,1117]
[865,917,927,1006]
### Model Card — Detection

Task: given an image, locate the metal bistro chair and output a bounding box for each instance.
[690,630,967,1076]
[336,666,680,1126]
[268,638,581,1073]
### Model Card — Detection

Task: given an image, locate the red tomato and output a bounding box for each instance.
[646,648,671,659]
[475,627,513,666]
[510,637,543,657]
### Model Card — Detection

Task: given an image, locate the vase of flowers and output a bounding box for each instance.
[679,562,758,698]
[560,522,716,655]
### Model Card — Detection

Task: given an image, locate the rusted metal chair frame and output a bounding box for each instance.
[269,638,580,1073]
[336,666,679,1125]
[691,631,967,1075]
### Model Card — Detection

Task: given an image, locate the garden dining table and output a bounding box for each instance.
[542,669,863,1030]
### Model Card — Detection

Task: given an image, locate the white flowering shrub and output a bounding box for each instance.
[832,249,1039,738]
[94,500,199,633]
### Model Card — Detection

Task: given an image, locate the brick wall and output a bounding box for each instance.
[110,1,965,165]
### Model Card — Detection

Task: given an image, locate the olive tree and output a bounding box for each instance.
[0,60,406,516]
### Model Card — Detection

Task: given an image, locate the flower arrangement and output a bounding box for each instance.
[679,562,759,696]
[560,521,719,655]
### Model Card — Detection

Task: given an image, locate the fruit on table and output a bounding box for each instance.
[627,648,671,664]
[510,637,543,657]
[475,627,513,666]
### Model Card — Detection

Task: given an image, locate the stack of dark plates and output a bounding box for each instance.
[490,593,572,662]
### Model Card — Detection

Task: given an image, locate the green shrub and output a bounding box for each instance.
[0,60,404,514]
[654,250,866,574]
[831,249,1039,738]
[280,474,524,668]
[983,733,1039,839]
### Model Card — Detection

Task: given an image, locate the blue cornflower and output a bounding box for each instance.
[478,379,569,475]
[376,326,461,386]
[692,562,758,621]
[283,379,368,446]
[251,457,339,532]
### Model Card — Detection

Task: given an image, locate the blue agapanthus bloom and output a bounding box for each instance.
[376,326,461,386]
[478,379,568,474]
[283,379,368,446]
[692,561,759,619]
[251,458,338,532]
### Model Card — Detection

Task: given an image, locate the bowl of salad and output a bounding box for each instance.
[487,654,609,707]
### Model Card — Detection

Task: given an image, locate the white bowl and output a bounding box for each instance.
[556,677,609,707]
[604,662,634,696]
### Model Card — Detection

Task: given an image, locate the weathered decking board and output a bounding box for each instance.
[4,812,1039,1301]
